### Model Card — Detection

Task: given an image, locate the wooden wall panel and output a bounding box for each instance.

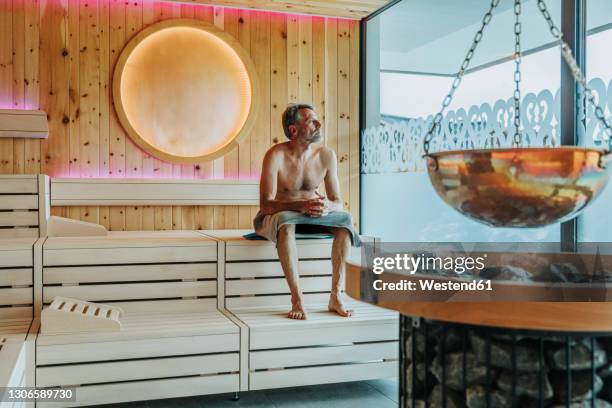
[0,1,13,173]
[269,13,287,147]
[125,0,143,179]
[249,10,270,223]
[298,16,312,104]
[324,18,338,170]
[12,0,25,174]
[349,22,360,229]
[337,20,350,214]
[287,15,298,104]
[40,0,70,177]
[236,9,251,229]
[99,0,110,177]
[68,0,79,178]
[0,1,360,231]
[24,0,41,174]
[79,0,101,178]
[109,0,125,177]
[312,17,325,144]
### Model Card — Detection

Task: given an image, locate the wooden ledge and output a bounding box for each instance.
[0,109,48,139]
[50,178,259,206]
[44,230,216,249]
[346,260,612,332]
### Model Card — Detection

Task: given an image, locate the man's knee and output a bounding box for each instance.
[332,227,351,242]
[278,224,296,240]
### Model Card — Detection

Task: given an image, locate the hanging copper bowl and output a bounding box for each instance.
[426,147,612,227]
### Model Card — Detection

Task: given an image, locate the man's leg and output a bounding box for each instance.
[328,227,353,317]
[277,224,307,319]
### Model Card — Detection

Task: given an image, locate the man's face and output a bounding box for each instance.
[292,108,322,144]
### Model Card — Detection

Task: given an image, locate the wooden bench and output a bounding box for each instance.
[37,231,241,407]
[2,173,398,404]
[0,238,38,408]
[202,230,399,391]
[0,238,37,320]
[0,319,38,408]
[0,175,48,239]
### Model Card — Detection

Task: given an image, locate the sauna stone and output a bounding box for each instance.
[406,362,427,398]
[478,265,533,281]
[430,351,495,390]
[546,338,608,370]
[470,332,540,371]
[406,332,427,357]
[496,370,554,399]
[551,399,612,408]
[550,370,604,402]
[466,384,510,408]
[432,327,465,354]
[600,364,612,379]
[428,384,464,408]
[536,262,590,283]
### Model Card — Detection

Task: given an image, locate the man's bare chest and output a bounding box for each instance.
[278,160,325,192]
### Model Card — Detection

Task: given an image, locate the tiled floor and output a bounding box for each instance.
[94,378,399,408]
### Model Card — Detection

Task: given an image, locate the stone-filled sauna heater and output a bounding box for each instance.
[345,256,612,408]
[402,317,612,407]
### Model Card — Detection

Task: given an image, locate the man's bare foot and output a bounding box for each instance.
[288,298,308,320]
[328,293,353,317]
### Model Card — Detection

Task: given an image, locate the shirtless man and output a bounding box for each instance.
[256,103,356,320]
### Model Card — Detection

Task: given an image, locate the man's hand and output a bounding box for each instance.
[315,191,332,216]
[299,197,325,217]
[296,195,326,217]
[298,191,337,217]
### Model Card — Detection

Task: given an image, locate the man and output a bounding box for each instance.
[253,103,361,320]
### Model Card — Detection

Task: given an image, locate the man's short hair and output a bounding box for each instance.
[282,103,314,140]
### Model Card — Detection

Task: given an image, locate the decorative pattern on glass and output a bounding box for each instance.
[362,78,612,174]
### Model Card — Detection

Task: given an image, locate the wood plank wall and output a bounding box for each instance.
[0,0,360,231]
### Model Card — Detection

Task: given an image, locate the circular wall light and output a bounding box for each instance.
[112,19,259,164]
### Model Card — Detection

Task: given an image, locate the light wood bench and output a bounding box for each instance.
[37,231,241,407]
[0,319,38,408]
[0,238,38,408]
[0,175,48,239]
[202,230,399,391]
[0,238,37,320]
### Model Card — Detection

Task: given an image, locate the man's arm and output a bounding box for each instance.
[321,148,344,213]
[259,148,324,215]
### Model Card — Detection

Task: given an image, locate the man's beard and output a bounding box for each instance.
[310,130,322,143]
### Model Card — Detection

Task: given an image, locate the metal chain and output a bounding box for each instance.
[512,0,522,147]
[424,0,612,155]
[536,0,612,147]
[423,0,501,156]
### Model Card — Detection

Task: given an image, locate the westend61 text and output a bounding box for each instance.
[373,279,493,292]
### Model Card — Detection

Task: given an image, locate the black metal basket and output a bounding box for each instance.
[400,316,612,408]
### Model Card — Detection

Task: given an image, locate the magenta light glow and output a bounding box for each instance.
[0,104,40,110]
[12,1,351,180]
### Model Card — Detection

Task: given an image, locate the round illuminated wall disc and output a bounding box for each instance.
[113,19,259,164]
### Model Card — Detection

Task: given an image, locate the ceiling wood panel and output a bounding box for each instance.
[165,0,391,19]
